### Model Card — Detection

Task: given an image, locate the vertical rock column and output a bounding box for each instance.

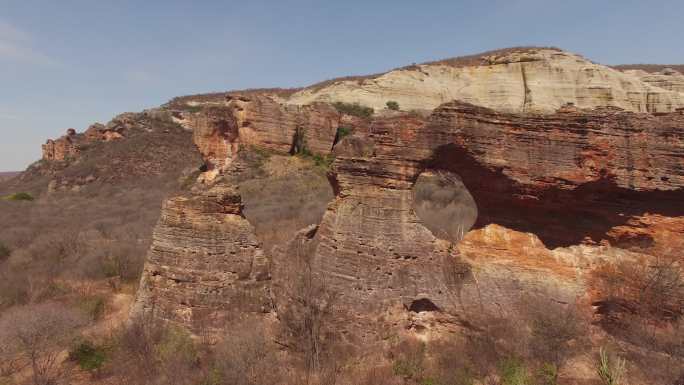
[131,186,271,334]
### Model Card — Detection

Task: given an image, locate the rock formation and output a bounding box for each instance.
[282,48,684,113]
[308,101,683,334]
[41,110,176,162]
[621,67,684,93]
[134,88,684,342]
[42,128,80,161]
[130,185,271,333]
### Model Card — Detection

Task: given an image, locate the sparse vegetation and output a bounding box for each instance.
[597,348,626,385]
[0,241,9,261]
[336,125,353,139]
[498,357,532,385]
[332,101,374,118]
[0,302,87,385]
[2,192,34,201]
[77,294,106,321]
[69,339,108,372]
[386,100,400,110]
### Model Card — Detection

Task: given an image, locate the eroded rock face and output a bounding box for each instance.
[307,101,684,334]
[623,68,684,93]
[130,185,271,333]
[177,94,345,182]
[42,129,80,161]
[284,49,684,113]
[134,94,683,344]
[423,102,684,248]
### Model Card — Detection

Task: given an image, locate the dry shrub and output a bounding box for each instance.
[0,302,87,385]
[110,312,201,385]
[0,178,184,310]
[275,226,342,380]
[212,318,283,385]
[522,295,587,368]
[592,256,683,323]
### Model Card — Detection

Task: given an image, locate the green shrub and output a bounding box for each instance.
[386,100,400,110]
[69,340,107,372]
[184,104,204,113]
[156,325,198,366]
[499,358,531,385]
[0,242,10,261]
[332,101,374,118]
[337,126,353,139]
[538,363,558,385]
[597,347,626,385]
[312,154,335,169]
[3,192,34,201]
[78,295,106,321]
[392,340,426,379]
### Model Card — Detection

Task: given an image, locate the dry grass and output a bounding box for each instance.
[613,64,684,73]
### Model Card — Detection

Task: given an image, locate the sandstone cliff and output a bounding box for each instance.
[283,48,684,114]
[133,91,683,348]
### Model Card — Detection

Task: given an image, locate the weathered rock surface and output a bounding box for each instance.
[622,67,684,93]
[175,94,346,182]
[42,127,80,161]
[283,48,684,113]
[135,86,683,346]
[307,101,684,334]
[130,185,271,332]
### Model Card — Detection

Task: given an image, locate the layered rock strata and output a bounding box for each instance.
[284,49,684,113]
[130,185,271,332]
[134,94,684,341]
[308,101,684,332]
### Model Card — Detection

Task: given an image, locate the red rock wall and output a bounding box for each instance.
[309,102,684,333]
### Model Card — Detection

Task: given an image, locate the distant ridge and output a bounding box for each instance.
[0,171,19,181]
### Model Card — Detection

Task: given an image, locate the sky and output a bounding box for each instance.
[1,0,683,171]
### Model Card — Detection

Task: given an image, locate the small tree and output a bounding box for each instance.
[0,302,86,385]
[386,101,400,111]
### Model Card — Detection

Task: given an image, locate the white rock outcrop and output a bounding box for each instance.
[283,49,684,114]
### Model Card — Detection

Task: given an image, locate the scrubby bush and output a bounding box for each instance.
[332,101,374,118]
[3,192,34,201]
[386,100,400,110]
[69,339,107,372]
[336,126,353,139]
[212,318,283,385]
[77,295,106,321]
[523,295,585,368]
[0,302,87,385]
[0,241,9,261]
[392,339,426,380]
[498,357,532,385]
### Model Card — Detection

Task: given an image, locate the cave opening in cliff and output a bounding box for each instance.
[412,169,478,244]
[409,298,441,313]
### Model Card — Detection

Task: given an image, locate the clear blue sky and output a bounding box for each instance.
[2,0,683,171]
